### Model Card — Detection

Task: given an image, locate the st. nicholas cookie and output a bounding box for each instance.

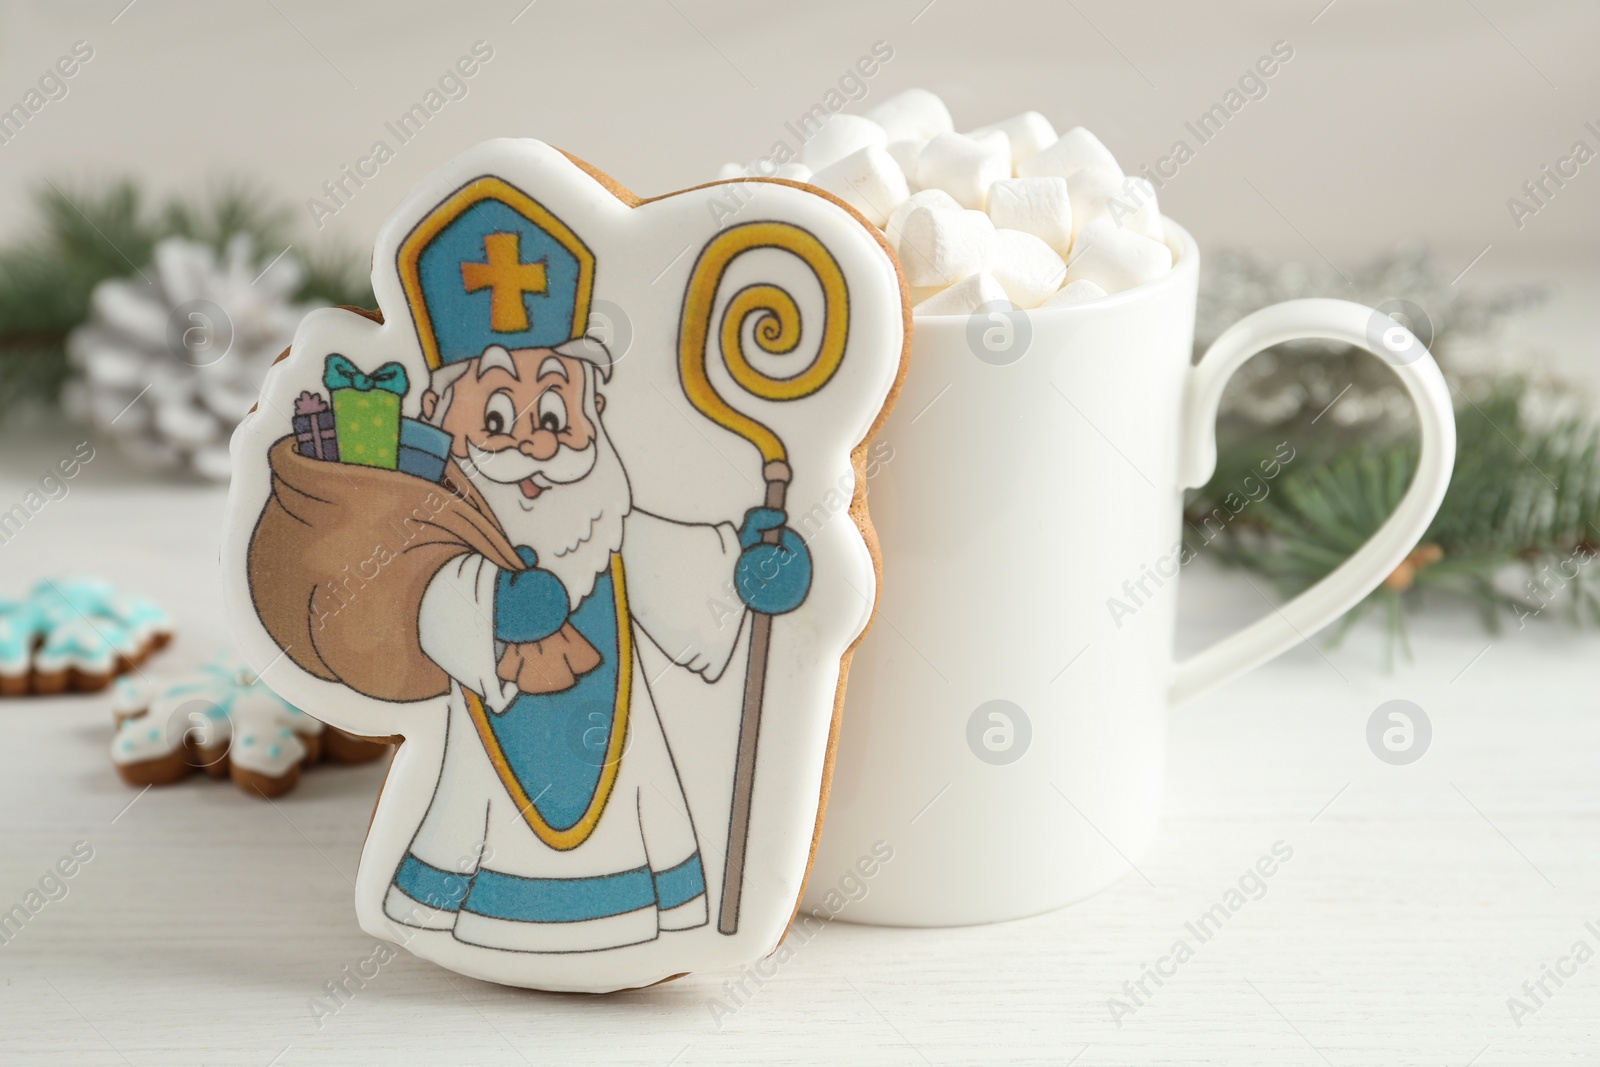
[110,657,388,798]
[0,578,172,696]
[222,139,908,992]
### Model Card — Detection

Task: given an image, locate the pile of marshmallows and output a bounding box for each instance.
[714,89,1173,315]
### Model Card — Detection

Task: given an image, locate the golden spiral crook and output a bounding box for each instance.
[679,221,849,465]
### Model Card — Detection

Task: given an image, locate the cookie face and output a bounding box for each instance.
[220,139,907,993]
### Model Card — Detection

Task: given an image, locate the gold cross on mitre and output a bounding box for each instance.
[461,232,548,332]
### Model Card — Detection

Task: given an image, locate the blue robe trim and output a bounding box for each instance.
[466,865,655,923]
[394,851,707,924]
[488,569,620,832]
[395,857,707,921]
[395,853,472,913]
[653,853,707,911]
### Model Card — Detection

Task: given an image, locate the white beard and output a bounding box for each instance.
[463,427,631,610]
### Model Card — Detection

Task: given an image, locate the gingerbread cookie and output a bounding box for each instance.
[221,139,908,992]
[0,578,172,696]
[110,658,388,798]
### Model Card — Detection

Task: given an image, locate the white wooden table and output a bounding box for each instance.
[0,421,1596,1067]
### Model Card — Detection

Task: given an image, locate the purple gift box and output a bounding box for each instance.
[293,391,340,462]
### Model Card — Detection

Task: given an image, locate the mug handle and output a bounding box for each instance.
[1171,298,1457,705]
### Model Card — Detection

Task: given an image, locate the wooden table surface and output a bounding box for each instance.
[0,429,1596,1067]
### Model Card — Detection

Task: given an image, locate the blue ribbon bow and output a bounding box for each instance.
[324,353,409,397]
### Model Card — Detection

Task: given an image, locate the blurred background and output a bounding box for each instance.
[1,0,1595,257]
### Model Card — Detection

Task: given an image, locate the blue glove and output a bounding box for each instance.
[734,507,812,615]
[494,546,569,643]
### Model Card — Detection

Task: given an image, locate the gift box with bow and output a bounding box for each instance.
[292,391,339,462]
[324,353,407,470]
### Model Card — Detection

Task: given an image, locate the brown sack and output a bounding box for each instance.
[247,438,599,703]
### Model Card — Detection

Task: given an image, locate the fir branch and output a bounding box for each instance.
[1194,380,1600,653]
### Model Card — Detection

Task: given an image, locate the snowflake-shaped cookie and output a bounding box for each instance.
[111,657,389,798]
[0,578,173,696]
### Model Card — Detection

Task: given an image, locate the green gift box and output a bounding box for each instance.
[324,354,408,470]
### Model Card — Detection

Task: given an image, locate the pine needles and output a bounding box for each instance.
[1192,381,1600,656]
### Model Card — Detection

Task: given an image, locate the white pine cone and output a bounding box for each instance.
[65,234,318,481]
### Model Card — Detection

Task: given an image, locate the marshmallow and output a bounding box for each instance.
[1112,177,1163,242]
[985,177,1073,257]
[895,205,996,289]
[989,229,1067,309]
[913,272,1010,316]
[712,104,1174,297]
[916,131,1011,210]
[810,146,910,227]
[1018,125,1122,182]
[1064,220,1172,294]
[1067,170,1163,244]
[885,188,961,246]
[867,88,954,144]
[801,114,888,172]
[886,140,926,186]
[1041,279,1109,308]
[970,111,1058,172]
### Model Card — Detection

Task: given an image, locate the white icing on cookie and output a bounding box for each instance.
[0,607,35,679]
[109,659,317,775]
[0,579,174,683]
[110,714,185,766]
[235,687,325,736]
[34,617,120,676]
[229,722,307,777]
[220,137,907,993]
[110,675,150,717]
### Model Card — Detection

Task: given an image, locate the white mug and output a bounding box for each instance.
[805,220,1455,926]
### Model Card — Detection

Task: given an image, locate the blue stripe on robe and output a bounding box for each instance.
[653,854,707,911]
[395,851,708,923]
[395,853,472,912]
[464,865,653,923]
